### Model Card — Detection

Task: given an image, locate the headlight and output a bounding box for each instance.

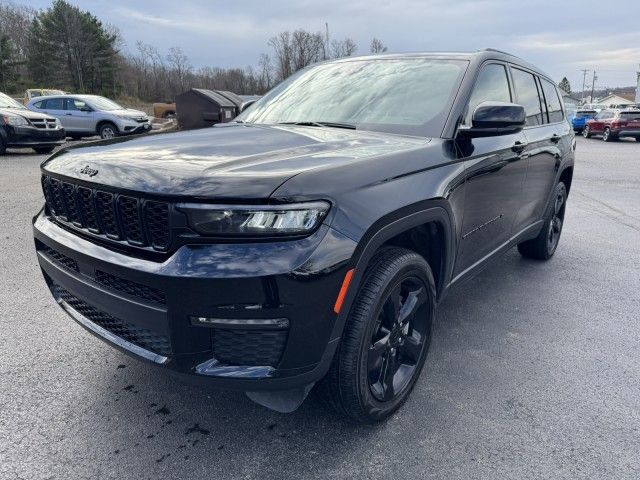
[177,201,330,237]
[54,118,62,128]
[116,114,137,121]
[2,115,29,126]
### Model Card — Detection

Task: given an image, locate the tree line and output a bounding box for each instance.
[0,0,388,101]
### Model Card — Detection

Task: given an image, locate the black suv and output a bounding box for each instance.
[0,92,65,154]
[33,50,574,423]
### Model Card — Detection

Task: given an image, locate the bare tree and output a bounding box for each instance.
[370,38,387,54]
[330,37,357,59]
[166,46,191,92]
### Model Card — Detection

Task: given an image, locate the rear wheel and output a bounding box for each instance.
[0,137,5,155]
[583,126,591,138]
[320,247,435,424]
[635,137,640,142]
[98,122,118,140]
[602,127,613,142]
[33,146,55,154]
[518,182,567,260]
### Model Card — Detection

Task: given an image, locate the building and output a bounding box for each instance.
[594,93,635,108]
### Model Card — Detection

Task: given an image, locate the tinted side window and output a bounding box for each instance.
[44,98,65,110]
[32,101,44,109]
[511,68,543,126]
[464,64,511,125]
[540,79,564,123]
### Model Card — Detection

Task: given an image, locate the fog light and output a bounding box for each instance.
[190,316,289,330]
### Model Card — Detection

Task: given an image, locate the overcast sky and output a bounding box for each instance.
[28,0,640,91]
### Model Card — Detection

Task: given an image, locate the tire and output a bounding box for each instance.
[635,137,640,143]
[33,146,55,154]
[518,182,567,260]
[602,127,613,142]
[582,126,591,138]
[163,111,176,119]
[0,137,6,155]
[319,247,436,424]
[98,122,118,140]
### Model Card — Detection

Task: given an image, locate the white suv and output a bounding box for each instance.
[27,95,150,140]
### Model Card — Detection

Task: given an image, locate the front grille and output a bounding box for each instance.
[41,245,79,273]
[42,175,171,251]
[213,329,288,367]
[31,118,58,129]
[95,270,166,306]
[54,285,171,356]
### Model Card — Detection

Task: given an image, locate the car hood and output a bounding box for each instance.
[0,107,54,120]
[42,124,428,199]
[110,109,147,118]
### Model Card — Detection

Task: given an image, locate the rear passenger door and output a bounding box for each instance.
[41,98,67,127]
[510,68,568,231]
[453,63,529,276]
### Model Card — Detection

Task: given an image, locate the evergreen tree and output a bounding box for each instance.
[26,0,117,93]
[558,77,571,94]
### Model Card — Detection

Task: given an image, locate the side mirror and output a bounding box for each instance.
[459,101,526,137]
[240,100,257,112]
[79,106,92,112]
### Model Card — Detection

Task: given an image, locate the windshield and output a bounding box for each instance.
[0,93,26,109]
[576,111,596,118]
[81,95,125,111]
[237,58,468,137]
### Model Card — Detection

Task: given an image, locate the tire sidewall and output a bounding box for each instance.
[353,257,435,421]
[99,123,118,139]
[545,182,567,257]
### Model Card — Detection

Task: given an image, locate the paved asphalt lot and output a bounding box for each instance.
[1,136,639,479]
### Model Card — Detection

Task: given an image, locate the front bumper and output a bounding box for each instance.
[117,118,151,135]
[33,210,356,391]
[2,125,66,147]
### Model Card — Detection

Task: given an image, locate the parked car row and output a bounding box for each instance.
[582,109,640,142]
[0,91,151,155]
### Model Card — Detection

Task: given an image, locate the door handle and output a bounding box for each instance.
[511,141,528,153]
[64,113,72,116]
[550,134,561,144]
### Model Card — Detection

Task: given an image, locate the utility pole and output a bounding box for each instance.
[580,69,590,104]
[636,64,640,105]
[590,71,597,104]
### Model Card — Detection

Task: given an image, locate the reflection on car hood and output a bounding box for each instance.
[110,109,147,118]
[0,107,54,121]
[42,123,429,199]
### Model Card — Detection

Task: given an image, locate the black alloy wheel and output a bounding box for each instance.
[368,276,430,402]
[319,247,435,423]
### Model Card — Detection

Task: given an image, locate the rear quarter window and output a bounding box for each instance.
[32,101,44,109]
[540,79,564,123]
[619,112,640,121]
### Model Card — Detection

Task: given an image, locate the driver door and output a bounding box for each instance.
[453,63,529,278]
[63,98,94,133]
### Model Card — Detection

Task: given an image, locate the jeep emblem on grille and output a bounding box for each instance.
[79,165,98,177]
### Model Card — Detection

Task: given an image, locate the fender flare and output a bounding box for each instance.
[329,200,456,343]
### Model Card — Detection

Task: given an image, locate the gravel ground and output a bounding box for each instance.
[0,136,639,479]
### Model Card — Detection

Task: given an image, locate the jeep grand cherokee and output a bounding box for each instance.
[33,50,574,423]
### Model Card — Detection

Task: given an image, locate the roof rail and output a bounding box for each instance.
[479,48,518,57]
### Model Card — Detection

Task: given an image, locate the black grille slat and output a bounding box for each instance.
[61,182,81,225]
[145,201,170,249]
[41,175,171,252]
[41,246,79,273]
[95,270,166,306]
[119,196,144,244]
[77,187,99,232]
[95,191,120,239]
[54,285,171,356]
[213,329,288,367]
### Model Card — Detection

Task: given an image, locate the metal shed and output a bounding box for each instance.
[175,88,239,130]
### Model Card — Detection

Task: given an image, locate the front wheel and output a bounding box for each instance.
[98,123,118,140]
[518,182,567,260]
[320,247,435,424]
[583,126,591,138]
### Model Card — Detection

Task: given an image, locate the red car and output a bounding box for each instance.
[583,109,640,142]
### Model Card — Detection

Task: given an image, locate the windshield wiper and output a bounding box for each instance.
[277,121,356,130]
